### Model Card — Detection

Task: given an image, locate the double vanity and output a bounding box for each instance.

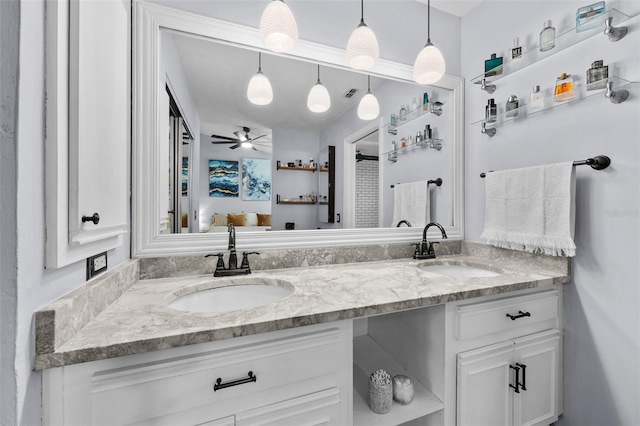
[37,242,569,426]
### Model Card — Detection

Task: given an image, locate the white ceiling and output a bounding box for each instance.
[428,0,484,17]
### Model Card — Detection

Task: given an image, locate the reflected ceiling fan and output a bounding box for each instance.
[211,126,269,151]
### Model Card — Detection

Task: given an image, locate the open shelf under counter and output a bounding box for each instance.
[353,335,444,426]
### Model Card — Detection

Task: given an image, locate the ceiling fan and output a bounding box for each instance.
[211,126,269,151]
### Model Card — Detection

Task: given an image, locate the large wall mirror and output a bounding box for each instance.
[133,2,464,256]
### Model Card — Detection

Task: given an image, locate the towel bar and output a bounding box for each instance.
[391,178,443,188]
[479,155,611,178]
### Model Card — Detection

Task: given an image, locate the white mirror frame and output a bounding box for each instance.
[133,2,464,257]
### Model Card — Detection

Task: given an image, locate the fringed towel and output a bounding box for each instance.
[392,181,430,228]
[481,162,576,257]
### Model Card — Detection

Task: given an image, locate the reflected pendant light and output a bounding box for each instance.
[260,0,298,53]
[247,52,273,106]
[413,0,446,84]
[346,0,379,70]
[357,75,380,120]
[307,65,331,113]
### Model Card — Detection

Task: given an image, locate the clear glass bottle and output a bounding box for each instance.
[390,113,397,127]
[510,37,524,62]
[485,99,497,123]
[399,104,407,121]
[505,95,519,118]
[411,97,418,112]
[540,20,556,52]
[529,85,544,112]
[586,60,608,91]
[554,73,575,102]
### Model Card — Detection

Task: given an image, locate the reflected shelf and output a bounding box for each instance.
[382,139,443,160]
[471,8,634,89]
[472,76,633,129]
[276,194,316,205]
[276,161,317,172]
[384,102,444,135]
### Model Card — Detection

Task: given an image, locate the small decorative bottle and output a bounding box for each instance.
[484,53,503,77]
[422,92,429,111]
[540,20,556,52]
[399,104,407,121]
[510,37,524,62]
[485,98,497,122]
[529,85,544,112]
[390,113,397,127]
[505,95,519,118]
[586,60,608,90]
[411,97,418,113]
[554,73,575,102]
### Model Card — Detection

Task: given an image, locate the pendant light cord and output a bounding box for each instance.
[367,75,371,93]
[317,64,321,84]
[427,0,431,43]
[360,0,365,25]
[258,52,262,72]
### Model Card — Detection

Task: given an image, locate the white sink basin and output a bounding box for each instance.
[419,263,501,278]
[169,281,293,313]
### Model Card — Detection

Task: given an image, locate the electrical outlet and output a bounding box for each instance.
[87,252,108,280]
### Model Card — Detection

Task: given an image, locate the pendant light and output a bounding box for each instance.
[346,0,379,70]
[412,0,446,85]
[260,0,298,53]
[247,52,273,106]
[307,65,331,113]
[357,75,379,120]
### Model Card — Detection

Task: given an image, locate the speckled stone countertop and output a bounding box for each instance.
[35,243,570,370]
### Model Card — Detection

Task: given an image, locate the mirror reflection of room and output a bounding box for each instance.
[161,29,452,233]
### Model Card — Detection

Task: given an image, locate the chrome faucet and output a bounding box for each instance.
[396,220,412,227]
[414,222,447,259]
[206,224,259,276]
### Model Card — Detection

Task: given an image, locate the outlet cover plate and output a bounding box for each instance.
[87,251,108,280]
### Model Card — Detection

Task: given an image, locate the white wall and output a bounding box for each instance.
[462,1,640,424]
[2,1,132,424]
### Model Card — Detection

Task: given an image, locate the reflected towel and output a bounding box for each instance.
[392,181,430,228]
[481,162,576,257]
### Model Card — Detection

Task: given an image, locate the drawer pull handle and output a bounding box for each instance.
[516,363,527,391]
[506,311,531,321]
[509,365,520,393]
[82,213,100,225]
[213,371,257,392]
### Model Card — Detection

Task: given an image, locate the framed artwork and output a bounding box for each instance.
[181,157,188,197]
[209,159,239,197]
[242,158,271,201]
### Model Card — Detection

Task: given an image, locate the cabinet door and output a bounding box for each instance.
[513,330,560,426]
[457,341,515,426]
[235,388,341,426]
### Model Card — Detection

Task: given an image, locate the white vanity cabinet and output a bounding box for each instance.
[43,322,352,426]
[445,288,562,426]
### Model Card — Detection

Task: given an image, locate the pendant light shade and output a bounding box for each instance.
[346,0,379,70]
[413,0,445,84]
[260,0,298,53]
[307,65,331,113]
[357,76,379,120]
[247,53,273,106]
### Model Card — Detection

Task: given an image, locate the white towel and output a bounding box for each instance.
[481,162,576,257]
[392,181,430,228]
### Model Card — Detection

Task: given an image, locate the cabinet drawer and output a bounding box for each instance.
[456,290,558,341]
[89,327,344,426]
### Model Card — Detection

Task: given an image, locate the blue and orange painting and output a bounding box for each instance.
[209,159,239,197]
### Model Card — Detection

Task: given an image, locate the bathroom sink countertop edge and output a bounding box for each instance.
[34,253,571,370]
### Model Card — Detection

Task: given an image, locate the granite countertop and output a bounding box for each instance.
[35,248,570,370]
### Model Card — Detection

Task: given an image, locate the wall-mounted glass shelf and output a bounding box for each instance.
[384,102,443,134]
[471,76,633,128]
[471,8,633,88]
[382,138,443,161]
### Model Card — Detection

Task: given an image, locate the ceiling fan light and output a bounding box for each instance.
[241,141,253,149]
[247,71,273,106]
[357,92,379,120]
[413,42,446,85]
[346,24,379,70]
[307,83,331,113]
[260,0,298,53]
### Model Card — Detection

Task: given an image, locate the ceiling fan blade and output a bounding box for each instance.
[233,130,248,142]
[210,133,237,141]
[211,140,240,144]
[229,143,241,149]
[250,134,268,142]
[252,146,258,151]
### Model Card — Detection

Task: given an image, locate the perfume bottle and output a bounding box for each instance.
[399,104,407,121]
[529,85,544,112]
[416,131,423,146]
[554,73,575,102]
[390,113,397,127]
[586,60,608,90]
[423,92,429,111]
[540,20,556,52]
[424,125,433,141]
[485,99,497,123]
[505,95,519,118]
[485,53,503,77]
[510,37,524,62]
[411,97,418,112]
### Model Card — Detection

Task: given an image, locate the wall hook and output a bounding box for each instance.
[605,81,629,104]
[603,17,627,42]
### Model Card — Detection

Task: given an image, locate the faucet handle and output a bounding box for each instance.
[206,253,226,271]
[241,252,260,269]
[427,241,439,254]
